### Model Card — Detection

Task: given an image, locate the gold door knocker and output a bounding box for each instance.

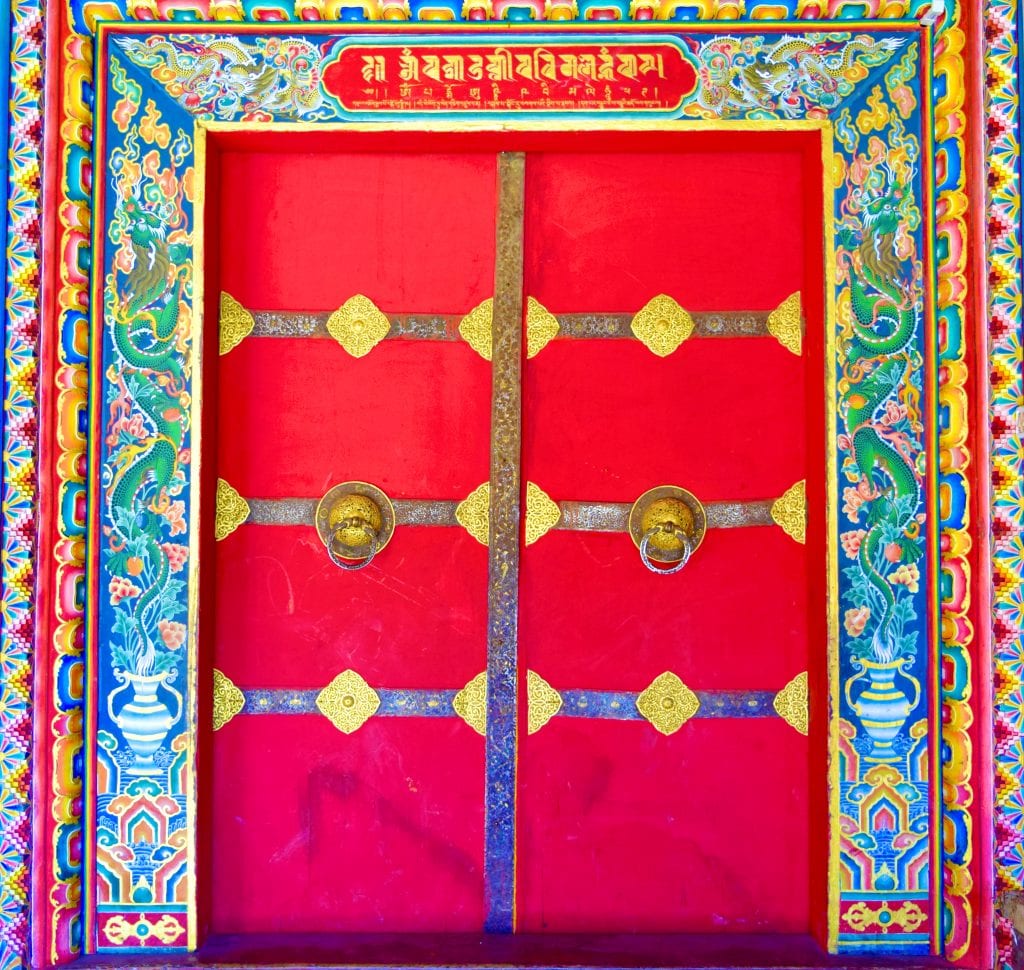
[628,486,707,575]
[315,482,395,571]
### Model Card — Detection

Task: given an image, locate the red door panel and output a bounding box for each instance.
[210,149,494,933]
[519,719,810,933]
[518,144,821,933]
[211,718,485,933]
[217,339,492,500]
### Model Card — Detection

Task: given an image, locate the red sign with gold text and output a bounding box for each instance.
[321,39,698,116]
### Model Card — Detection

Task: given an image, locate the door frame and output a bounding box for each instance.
[201,131,829,938]
[39,16,981,966]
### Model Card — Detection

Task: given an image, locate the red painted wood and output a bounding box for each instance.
[517,144,822,933]
[208,148,495,933]
[211,718,485,933]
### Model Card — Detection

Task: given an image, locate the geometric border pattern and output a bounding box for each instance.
[98,17,937,960]
[1,0,43,967]
[988,0,1024,965]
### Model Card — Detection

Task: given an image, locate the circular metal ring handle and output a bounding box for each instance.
[639,524,693,575]
[327,518,379,571]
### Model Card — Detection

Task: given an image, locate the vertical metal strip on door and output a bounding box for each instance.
[484,152,526,932]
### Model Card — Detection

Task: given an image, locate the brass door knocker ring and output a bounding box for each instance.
[639,523,694,574]
[629,486,707,576]
[316,482,395,572]
[327,517,380,571]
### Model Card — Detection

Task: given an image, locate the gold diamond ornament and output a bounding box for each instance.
[212,669,245,731]
[773,671,809,735]
[215,479,250,541]
[771,480,806,544]
[630,295,694,357]
[636,671,700,735]
[453,671,487,735]
[326,294,391,358]
[316,670,380,733]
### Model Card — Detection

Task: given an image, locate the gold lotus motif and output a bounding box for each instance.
[771,480,806,544]
[524,482,561,545]
[630,295,694,357]
[316,669,380,733]
[767,291,803,355]
[453,671,487,735]
[212,669,245,731]
[636,671,700,735]
[773,671,809,735]
[455,482,490,546]
[527,670,563,734]
[219,292,254,356]
[215,479,250,541]
[326,294,391,358]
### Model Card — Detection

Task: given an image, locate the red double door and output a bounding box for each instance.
[208,130,824,936]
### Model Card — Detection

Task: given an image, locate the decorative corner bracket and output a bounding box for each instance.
[773,671,809,735]
[630,295,694,357]
[458,298,494,359]
[453,671,487,735]
[455,483,490,545]
[212,669,245,731]
[215,479,250,541]
[524,482,561,545]
[770,480,806,544]
[527,670,563,734]
[636,671,700,735]
[766,292,803,356]
[220,292,255,356]
[526,297,560,358]
[316,669,380,733]
[326,294,391,358]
